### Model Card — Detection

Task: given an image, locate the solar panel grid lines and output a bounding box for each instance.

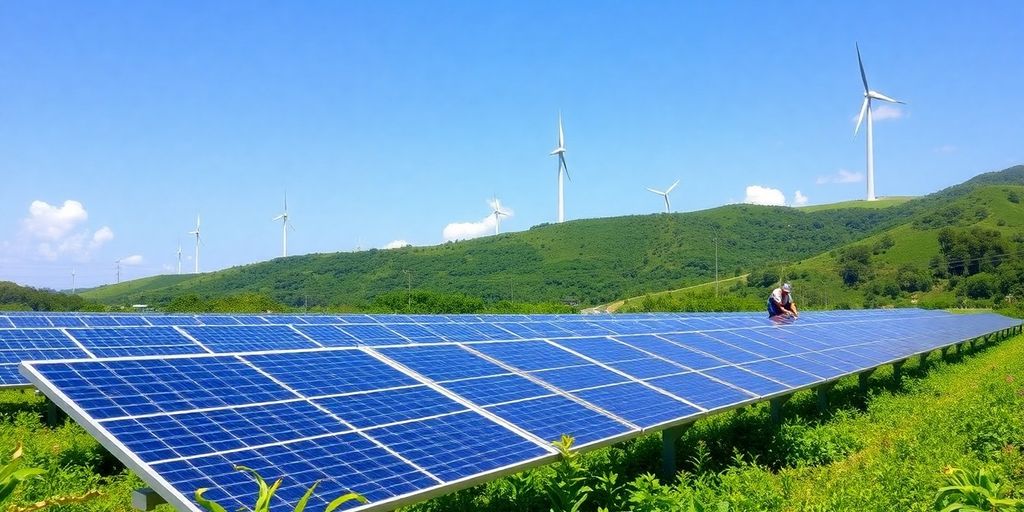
[543,338,708,415]
[284,325,326,348]
[358,347,560,453]
[455,342,642,441]
[229,354,449,486]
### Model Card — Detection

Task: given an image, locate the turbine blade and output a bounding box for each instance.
[560,154,570,181]
[856,43,869,92]
[666,180,680,193]
[854,97,869,136]
[646,188,662,195]
[868,90,905,104]
[272,214,284,221]
[558,112,564,147]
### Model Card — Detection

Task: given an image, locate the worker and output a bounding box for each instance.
[768,282,798,319]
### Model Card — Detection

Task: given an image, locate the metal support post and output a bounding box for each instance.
[858,368,875,393]
[132,488,166,511]
[892,359,906,385]
[769,394,792,424]
[660,423,691,482]
[816,382,836,413]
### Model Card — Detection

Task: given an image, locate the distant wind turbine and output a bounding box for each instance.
[646,180,680,213]
[549,112,570,223]
[272,193,295,257]
[188,215,201,274]
[854,43,905,202]
[491,196,510,235]
[176,240,182,275]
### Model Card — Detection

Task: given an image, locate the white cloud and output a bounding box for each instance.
[744,185,786,206]
[872,104,904,121]
[120,254,144,266]
[816,169,864,185]
[382,240,410,249]
[934,144,957,154]
[17,200,113,261]
[92,226,114,244]
[442,198,515,242]
[22,200,87,241]
[793,190,809,206]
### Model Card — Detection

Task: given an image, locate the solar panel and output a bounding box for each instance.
[67,327,207,358]
[16,309,1024,512]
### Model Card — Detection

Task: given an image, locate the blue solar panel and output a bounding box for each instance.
[0,317,12,329]
[292,325,359,346]
[647,372,755,409]
[82,316,120,327]
[0,329,80,351]
[316,386,464,429]
[9,316,51,328]
[182,326,319,352]
[574,383,701,427]
[486,395,632,446]
[69,327,205,358]
[196,316,241,326]
[378,345,510,382]
[243,351,419,397]
[18,309,1023,512]
[143,316,201,326]
[233,316,270,325]
[112,316,150,327]
[47,316,87,328]
[367,411,550,482]
[336,324,407,345]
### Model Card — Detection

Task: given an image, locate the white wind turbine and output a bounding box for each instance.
[188,215,201,274]
[491,196,510,235]
[646,179,680,213]
[272,193,295,257]
[854,43,905,202]
[549,112,570,223]
[176,241,182,275]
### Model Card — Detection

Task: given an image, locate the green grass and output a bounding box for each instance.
[798,196,915,212]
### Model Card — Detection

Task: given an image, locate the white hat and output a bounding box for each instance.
[782,283,792,292]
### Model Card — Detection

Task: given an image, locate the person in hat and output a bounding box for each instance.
[768,282,798,319]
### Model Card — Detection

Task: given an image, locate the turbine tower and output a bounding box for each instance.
[188,215,201,274]
[176,240,182,275]
[646,180,680,213]
[491,196,509,235]
[549,112,570,223]
[272,193,294,257]
[855,43,905,202]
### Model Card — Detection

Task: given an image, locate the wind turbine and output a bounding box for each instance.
[491,196,510,235]
[646,180,680,213]
[188,215,201,274]
[854,43,905,202]
[549,112,570,223]
[176,240,182,275]
[272,193,295,257]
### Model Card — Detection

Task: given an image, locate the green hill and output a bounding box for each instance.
[798,196,914,212]
[83,165,1024,310]
[620,165,1024,313]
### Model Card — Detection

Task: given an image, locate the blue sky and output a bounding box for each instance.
[2,1,1022,289]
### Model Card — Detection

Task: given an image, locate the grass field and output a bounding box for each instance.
[1,332,1020,511]
[798,196,915,212]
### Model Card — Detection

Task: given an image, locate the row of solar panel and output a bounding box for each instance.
[0,310,956,387]
[0,307,944,329]
[23,310,1022,512]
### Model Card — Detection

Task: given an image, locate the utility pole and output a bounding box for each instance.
[403,270,412,308]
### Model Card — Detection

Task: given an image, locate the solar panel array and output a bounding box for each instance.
[17,309,1021,512]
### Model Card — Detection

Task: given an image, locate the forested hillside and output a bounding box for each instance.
[83,165,1024,311]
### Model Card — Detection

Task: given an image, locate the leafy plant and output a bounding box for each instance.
[546,435,591,512]
[0,443,100,510]
[933,466,1024,511]
[195,465,366,512]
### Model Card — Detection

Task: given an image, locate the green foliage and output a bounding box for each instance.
[958,274,1000,300]
[0,444,45,504]
[837,245,872,286]
[621,290,764,313]
[0,281,105,312]
[546,435,591,512]
[165,292,288,313]
[896,264,934,293]
[933,467,1024,511]
[195,465,366,512]
[938,227,1009,276]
